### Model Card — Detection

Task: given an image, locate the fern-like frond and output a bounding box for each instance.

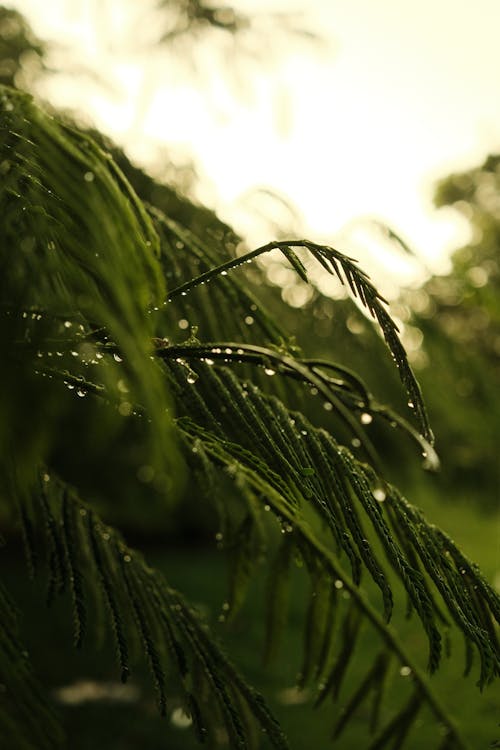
[155,340,438,469]
[174,414,472,749]
[0,85,181,493]
[168,362,500,678]
[162,353,499,746]
[2,86,498,750]
[164,238,433,444]
[0,581,64,749]
[10,472,288,750]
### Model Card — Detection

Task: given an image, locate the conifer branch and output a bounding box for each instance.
[165,239,433,444]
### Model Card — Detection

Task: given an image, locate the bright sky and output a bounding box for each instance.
[9,0,500,288]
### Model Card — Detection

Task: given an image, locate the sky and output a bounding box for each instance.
[9,0,500,288]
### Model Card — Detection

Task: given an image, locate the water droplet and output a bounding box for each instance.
[204,358,214,366]
[334,580,344,589]
[64,320,72,328]
[323,402,333,411]
[186,372,198,384]
[407,401,414,409]
[360,413,373,425]
[123,554,132,563]
[84,171,95,182]
[244,315,254,325]
[264,367,276,376]
[221,270,228,276]
[76,389,86,397]
[264,504,271,511]
[215,532,224,541]
[119,402,132,416]
[373,488,386,502]
[351,438,361,447]
[113,353,123,363]
[399,666,412,677]
[178,318,189,330]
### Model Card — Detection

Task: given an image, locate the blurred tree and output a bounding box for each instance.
[402,157,500,508]
[0,6,45,89]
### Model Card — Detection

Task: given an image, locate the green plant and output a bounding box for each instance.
[1,85,499,750]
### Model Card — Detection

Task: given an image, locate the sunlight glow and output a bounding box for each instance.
[9,0,500,291]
